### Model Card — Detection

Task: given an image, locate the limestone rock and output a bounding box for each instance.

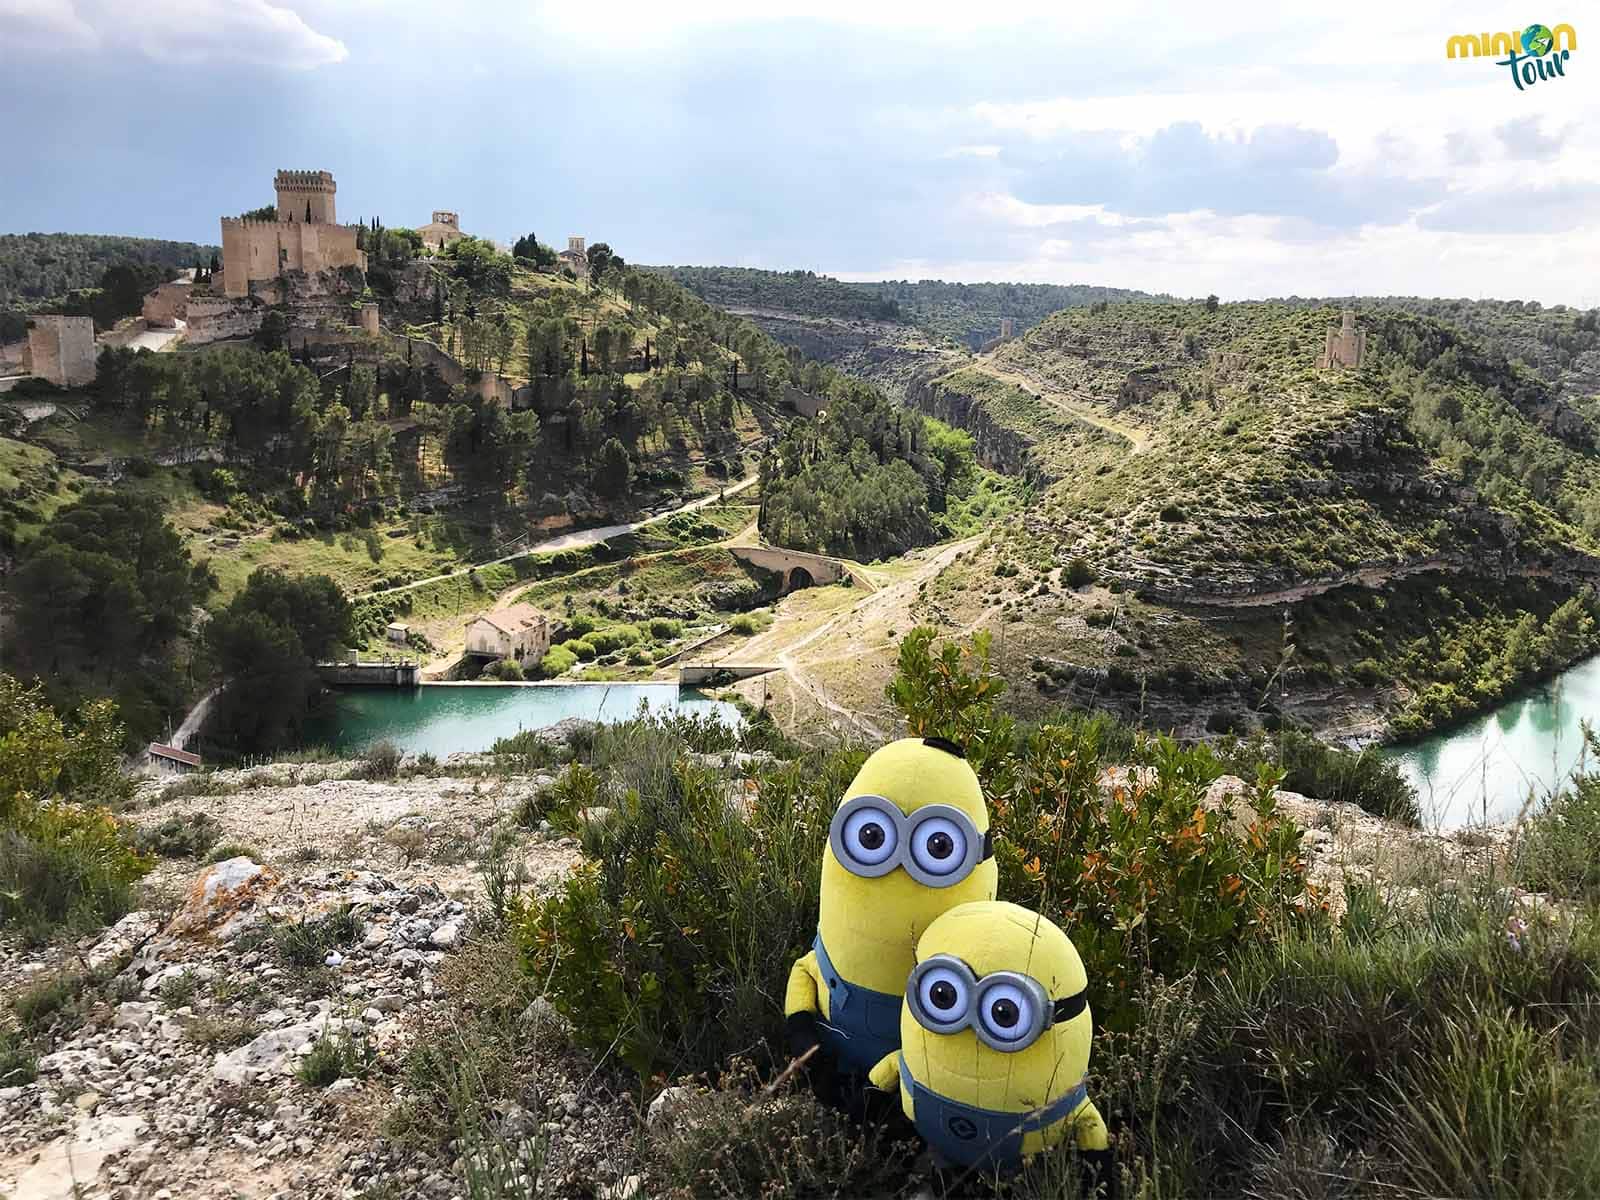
[166,857,280,939]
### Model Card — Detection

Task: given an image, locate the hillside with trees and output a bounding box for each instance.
[653,264,1162,349]
[0,233,217,340]
[904,299,1600,738]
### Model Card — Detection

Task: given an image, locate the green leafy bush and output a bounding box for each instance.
[1219,726,1420,824]
[362,739,403,779]
[646,617,684,641]
[890,627,1319,1032]
[538,646,577,678]
[275,907,363,968]
[560,638,597,662]
[0,676,148,937]
[1515,732,1600,900]
[587,625,641,654]
[511,724,854,1077]
[135,812,223,859]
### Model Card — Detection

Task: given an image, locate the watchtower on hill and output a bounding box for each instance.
[1317,310,1367,370]
[274,170,337,224]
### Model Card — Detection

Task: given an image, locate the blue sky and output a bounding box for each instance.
[3,1,1597,304]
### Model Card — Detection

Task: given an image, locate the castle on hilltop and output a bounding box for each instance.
[220,170,367,298]
[1317,310,1367,370]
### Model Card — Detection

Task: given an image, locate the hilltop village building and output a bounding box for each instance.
[220,170,367,299]
[558,236,589,278]
[418,211,464,251]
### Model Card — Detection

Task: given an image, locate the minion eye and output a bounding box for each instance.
[978,982,1036,1045]
[910,816,967,877]
[842,805,897,866]
[916,966,969,1030]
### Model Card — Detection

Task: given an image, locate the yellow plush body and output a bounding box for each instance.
[869,901,1109,1166]
[785,738,998,1078]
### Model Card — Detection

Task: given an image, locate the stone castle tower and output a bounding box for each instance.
[1317,310,1367,370]
[274,169,337,223]
[221,169,365,298]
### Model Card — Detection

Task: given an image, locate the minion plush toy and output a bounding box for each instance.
[786,737,998,1110]
[868,901,1113,1187]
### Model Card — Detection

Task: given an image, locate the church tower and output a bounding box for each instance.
[274,170,337,224]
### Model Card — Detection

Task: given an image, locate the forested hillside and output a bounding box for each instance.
[653,264,1160,349]
[909,299,1600,736]
[1282,295,1600,403]
[0,233,217,340]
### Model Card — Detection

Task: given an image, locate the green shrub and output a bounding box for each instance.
[626,648,651,666]
[564,613,598,638]
[1064,555,1097,588]
[1516,737,1600,900]
[645,617,684,641]
[134,812,223,859]
[511,723,855,1077]
[889,627,1319,1032]
[13,970,84,1030]
[728,614,759,636]
[0,677,147,937]
[1168,899,1600,1193]
[645,1061,919,1198]
[485,657,525,681]
[587,625,641,654]
[560,638,597,662]
[1220,727,1420,825]
[0,1028,36,1086]
[275,906,363,968]
[539,646,577,678]
[207,842,262,864]
[298,1026,369,1087]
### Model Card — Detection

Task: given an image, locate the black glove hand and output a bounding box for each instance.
[785,1011,841,1109]
[1079,1146,1118,1200]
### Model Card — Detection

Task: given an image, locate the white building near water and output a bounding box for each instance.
[464,603,552,664]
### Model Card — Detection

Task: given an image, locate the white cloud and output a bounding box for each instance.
[7,0,347,69]
[1,0,98,50]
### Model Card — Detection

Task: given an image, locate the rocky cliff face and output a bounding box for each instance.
[908,370,1040,478]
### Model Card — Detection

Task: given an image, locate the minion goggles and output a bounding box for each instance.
[906,954,1088,1053]
[828,793,994,888]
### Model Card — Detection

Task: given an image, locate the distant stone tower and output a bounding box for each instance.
[1317,310,1367,370]
[999,317,1016,339]
[22,315,96,387]
[275,170,337,224]
[567,236,586,257]
[360,303,380,336]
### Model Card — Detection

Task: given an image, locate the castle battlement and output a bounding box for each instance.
[274,170,336,191]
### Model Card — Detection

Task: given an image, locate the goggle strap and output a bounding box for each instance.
[981,829,994,861]
[1053,989,1088,1024]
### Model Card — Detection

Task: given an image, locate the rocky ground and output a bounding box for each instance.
[0,746,626,1200]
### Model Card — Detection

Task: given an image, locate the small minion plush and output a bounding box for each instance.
[868,901,1112,1181]
[785,737,998,1106]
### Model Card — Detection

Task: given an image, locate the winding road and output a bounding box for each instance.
[356,475,758,600]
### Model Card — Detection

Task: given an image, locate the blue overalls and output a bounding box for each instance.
[812,933,904,1075]
[897,1055,1089,1172]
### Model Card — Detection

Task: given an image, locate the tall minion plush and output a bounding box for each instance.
[868,901,1113,1185]
[785,737,998,1108]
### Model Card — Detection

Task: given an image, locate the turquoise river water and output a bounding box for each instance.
[1383,654,1600,829]
[307,660,1600,831]
[305,682,741,757]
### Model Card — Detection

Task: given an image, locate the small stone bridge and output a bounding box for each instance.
[729,545,856,594]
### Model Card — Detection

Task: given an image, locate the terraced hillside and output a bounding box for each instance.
[878,301,1600,739]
